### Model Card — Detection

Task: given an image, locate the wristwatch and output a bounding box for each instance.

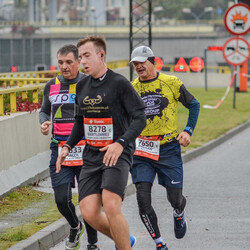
[184,126,193,136]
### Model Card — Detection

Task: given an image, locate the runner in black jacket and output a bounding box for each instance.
[57,36,146,250]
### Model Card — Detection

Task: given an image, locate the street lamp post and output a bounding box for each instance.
[90,6,97,34]
[182,7,213,42]
[90,6,109,34]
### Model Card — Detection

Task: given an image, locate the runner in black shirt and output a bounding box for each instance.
[57,36,146,250]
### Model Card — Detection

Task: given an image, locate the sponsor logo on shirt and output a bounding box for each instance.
[83,95,102,106]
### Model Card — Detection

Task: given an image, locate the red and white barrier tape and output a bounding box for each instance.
[242,73,250,78]
[203,67,237,110]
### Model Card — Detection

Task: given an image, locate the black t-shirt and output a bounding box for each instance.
[67,69,146,157]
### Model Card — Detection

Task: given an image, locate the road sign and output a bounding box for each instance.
[174,57,189,72]
[154,57,164,71]
[189,57,204,72]
[208,46,223,51]
[222,37,250,66]
[224,3,250,35]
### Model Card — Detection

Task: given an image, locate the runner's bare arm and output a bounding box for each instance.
[56,146,70,173]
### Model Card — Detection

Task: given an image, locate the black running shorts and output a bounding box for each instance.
[78,145,131,201]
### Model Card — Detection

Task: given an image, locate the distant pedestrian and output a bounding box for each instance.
[130,46,200,250]
[39,44,99,250]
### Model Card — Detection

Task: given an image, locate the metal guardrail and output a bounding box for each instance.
[0,84,45,115]
[107,60,128,69]
[0,77,51,88]
[0,60,129,87]
[0,60,231,116]
[0,71,59,79]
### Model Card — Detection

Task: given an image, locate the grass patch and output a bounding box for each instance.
[0,186,78,249]
[0,186,52,217]
[0,227,29,249]
[177,88,250,153]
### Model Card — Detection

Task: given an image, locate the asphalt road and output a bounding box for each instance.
[49,125,250,250]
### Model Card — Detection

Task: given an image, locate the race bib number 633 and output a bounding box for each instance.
[58,140,85,166]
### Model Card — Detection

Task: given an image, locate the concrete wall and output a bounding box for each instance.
[0,111,51,197]
[0,111,50,172]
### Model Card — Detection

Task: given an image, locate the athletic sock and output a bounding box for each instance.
[174,209,184,217]
[154,237,164,244]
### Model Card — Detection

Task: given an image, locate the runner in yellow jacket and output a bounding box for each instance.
[130,46,200,250]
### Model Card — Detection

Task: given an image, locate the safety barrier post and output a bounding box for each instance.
[10,92,16,113]
[0,94,3,115]
[239,61,248,92]
[36,74,39,84]
[204,48,208,91]
[33,89,38,103]
[22,91,27,100]
[10,79,14,86]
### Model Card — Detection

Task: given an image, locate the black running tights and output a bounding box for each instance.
[135,182,186,240]
[54,183,97,244]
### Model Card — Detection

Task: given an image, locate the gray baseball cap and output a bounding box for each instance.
[130,46,155,63]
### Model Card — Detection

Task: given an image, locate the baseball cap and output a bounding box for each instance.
[130,46,155,63]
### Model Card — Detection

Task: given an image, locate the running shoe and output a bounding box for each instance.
[130,235,136,247]
[87,244,100,249]
[115,235,136,249]
[156,242,168,250]
[173,210,187,239]
[65,221,85,250]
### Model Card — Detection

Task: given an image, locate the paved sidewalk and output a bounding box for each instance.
[8,120,250,250]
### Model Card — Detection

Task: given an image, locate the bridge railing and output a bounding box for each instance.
[0,77,51,88]
[0,60,130,87]
[0,60,232,116]
[0,84,45,115]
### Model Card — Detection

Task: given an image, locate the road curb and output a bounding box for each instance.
[8,119,250,250]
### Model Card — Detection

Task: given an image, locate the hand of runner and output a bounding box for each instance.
[40,121,52,135]
[99,142,124,167]
[177,131,191,147]
[56,147,69,173]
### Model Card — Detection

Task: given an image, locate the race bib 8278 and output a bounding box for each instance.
[84,118,113,147]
